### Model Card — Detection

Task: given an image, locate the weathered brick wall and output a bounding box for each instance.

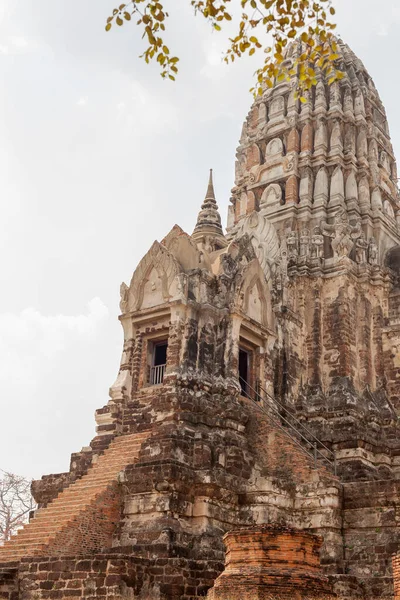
[393,552,400,600]
[382,323,400,414]
[117,378,342,579]
[280,274,400,484]
[0,567,18,600]
[44,483,122,557]
[342,480,400,599]
[15,553,221,600]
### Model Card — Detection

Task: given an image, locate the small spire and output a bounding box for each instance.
[205,169,216,202]
[192,169,226,250]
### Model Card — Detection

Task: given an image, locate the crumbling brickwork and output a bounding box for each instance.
[208,526,336,600]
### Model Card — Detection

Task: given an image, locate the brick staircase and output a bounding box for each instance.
[0,432,149,563]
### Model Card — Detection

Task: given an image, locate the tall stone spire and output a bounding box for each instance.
[192,169,227,250]
[229,37,400,271]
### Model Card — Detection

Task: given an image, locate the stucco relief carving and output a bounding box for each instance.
[119,282,129,313]
[383,199,395,219]
[286,230,298,259]
[320,209,361,259]
[354,88,366,118]
[232,210,280,283]
[358,176,370,210]
[260,183,282,209]
[368,237,378,265]
[311,228,324,260]
[127,241,182,311]
[163,224,202,270]
[234,259,273,328]
[355,233,368,264]
[269,95,285,118]
[265,137,283,158]
[299,229,310,258]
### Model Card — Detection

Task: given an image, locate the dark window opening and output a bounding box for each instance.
[149,340,168,385]
[239,348,249,397]
[154,342,167,367]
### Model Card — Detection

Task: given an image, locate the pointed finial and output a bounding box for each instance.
[192,169,226,249]
[205,168,216,202]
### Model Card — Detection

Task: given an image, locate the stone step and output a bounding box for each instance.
[0,431,148,563]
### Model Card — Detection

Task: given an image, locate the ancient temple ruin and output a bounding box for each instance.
[1,37,400,600]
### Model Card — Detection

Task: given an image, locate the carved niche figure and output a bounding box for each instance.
[320,208,361,259]
[344,124,356,156]
[299,229,310,257]
[311,227,324,260]
[260,183,282,209]
[258,102,267,123]
[315,120,328,151]
[329,82,341,110]
[299,89,310,115]
[369,138,378,162]
[119,282,129,313]
[343,88,354,117]
[383,199,395,219]
[380,150,391,174]
[355,233,368,264]
[330,120,343,153]
[314,80,327,110]
[354,89,366,117]
[232,210,280,284]
[265,137,284,158]
[204,236,214,254]
[357,126,368,159]
[269,96,285,119]
[286,230,298,260]
[368,237,378,265]
[358,176,370,211]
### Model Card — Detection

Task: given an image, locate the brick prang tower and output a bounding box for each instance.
[1,37,400,600]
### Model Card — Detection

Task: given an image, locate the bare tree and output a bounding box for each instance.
[0,470,36,544]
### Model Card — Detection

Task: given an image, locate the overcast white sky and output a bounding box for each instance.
[1,0,399,480]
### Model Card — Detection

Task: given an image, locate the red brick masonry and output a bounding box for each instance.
[208,525,337,600]
[393,553,400,600]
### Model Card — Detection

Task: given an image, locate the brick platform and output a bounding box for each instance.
[208,525,337,600]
